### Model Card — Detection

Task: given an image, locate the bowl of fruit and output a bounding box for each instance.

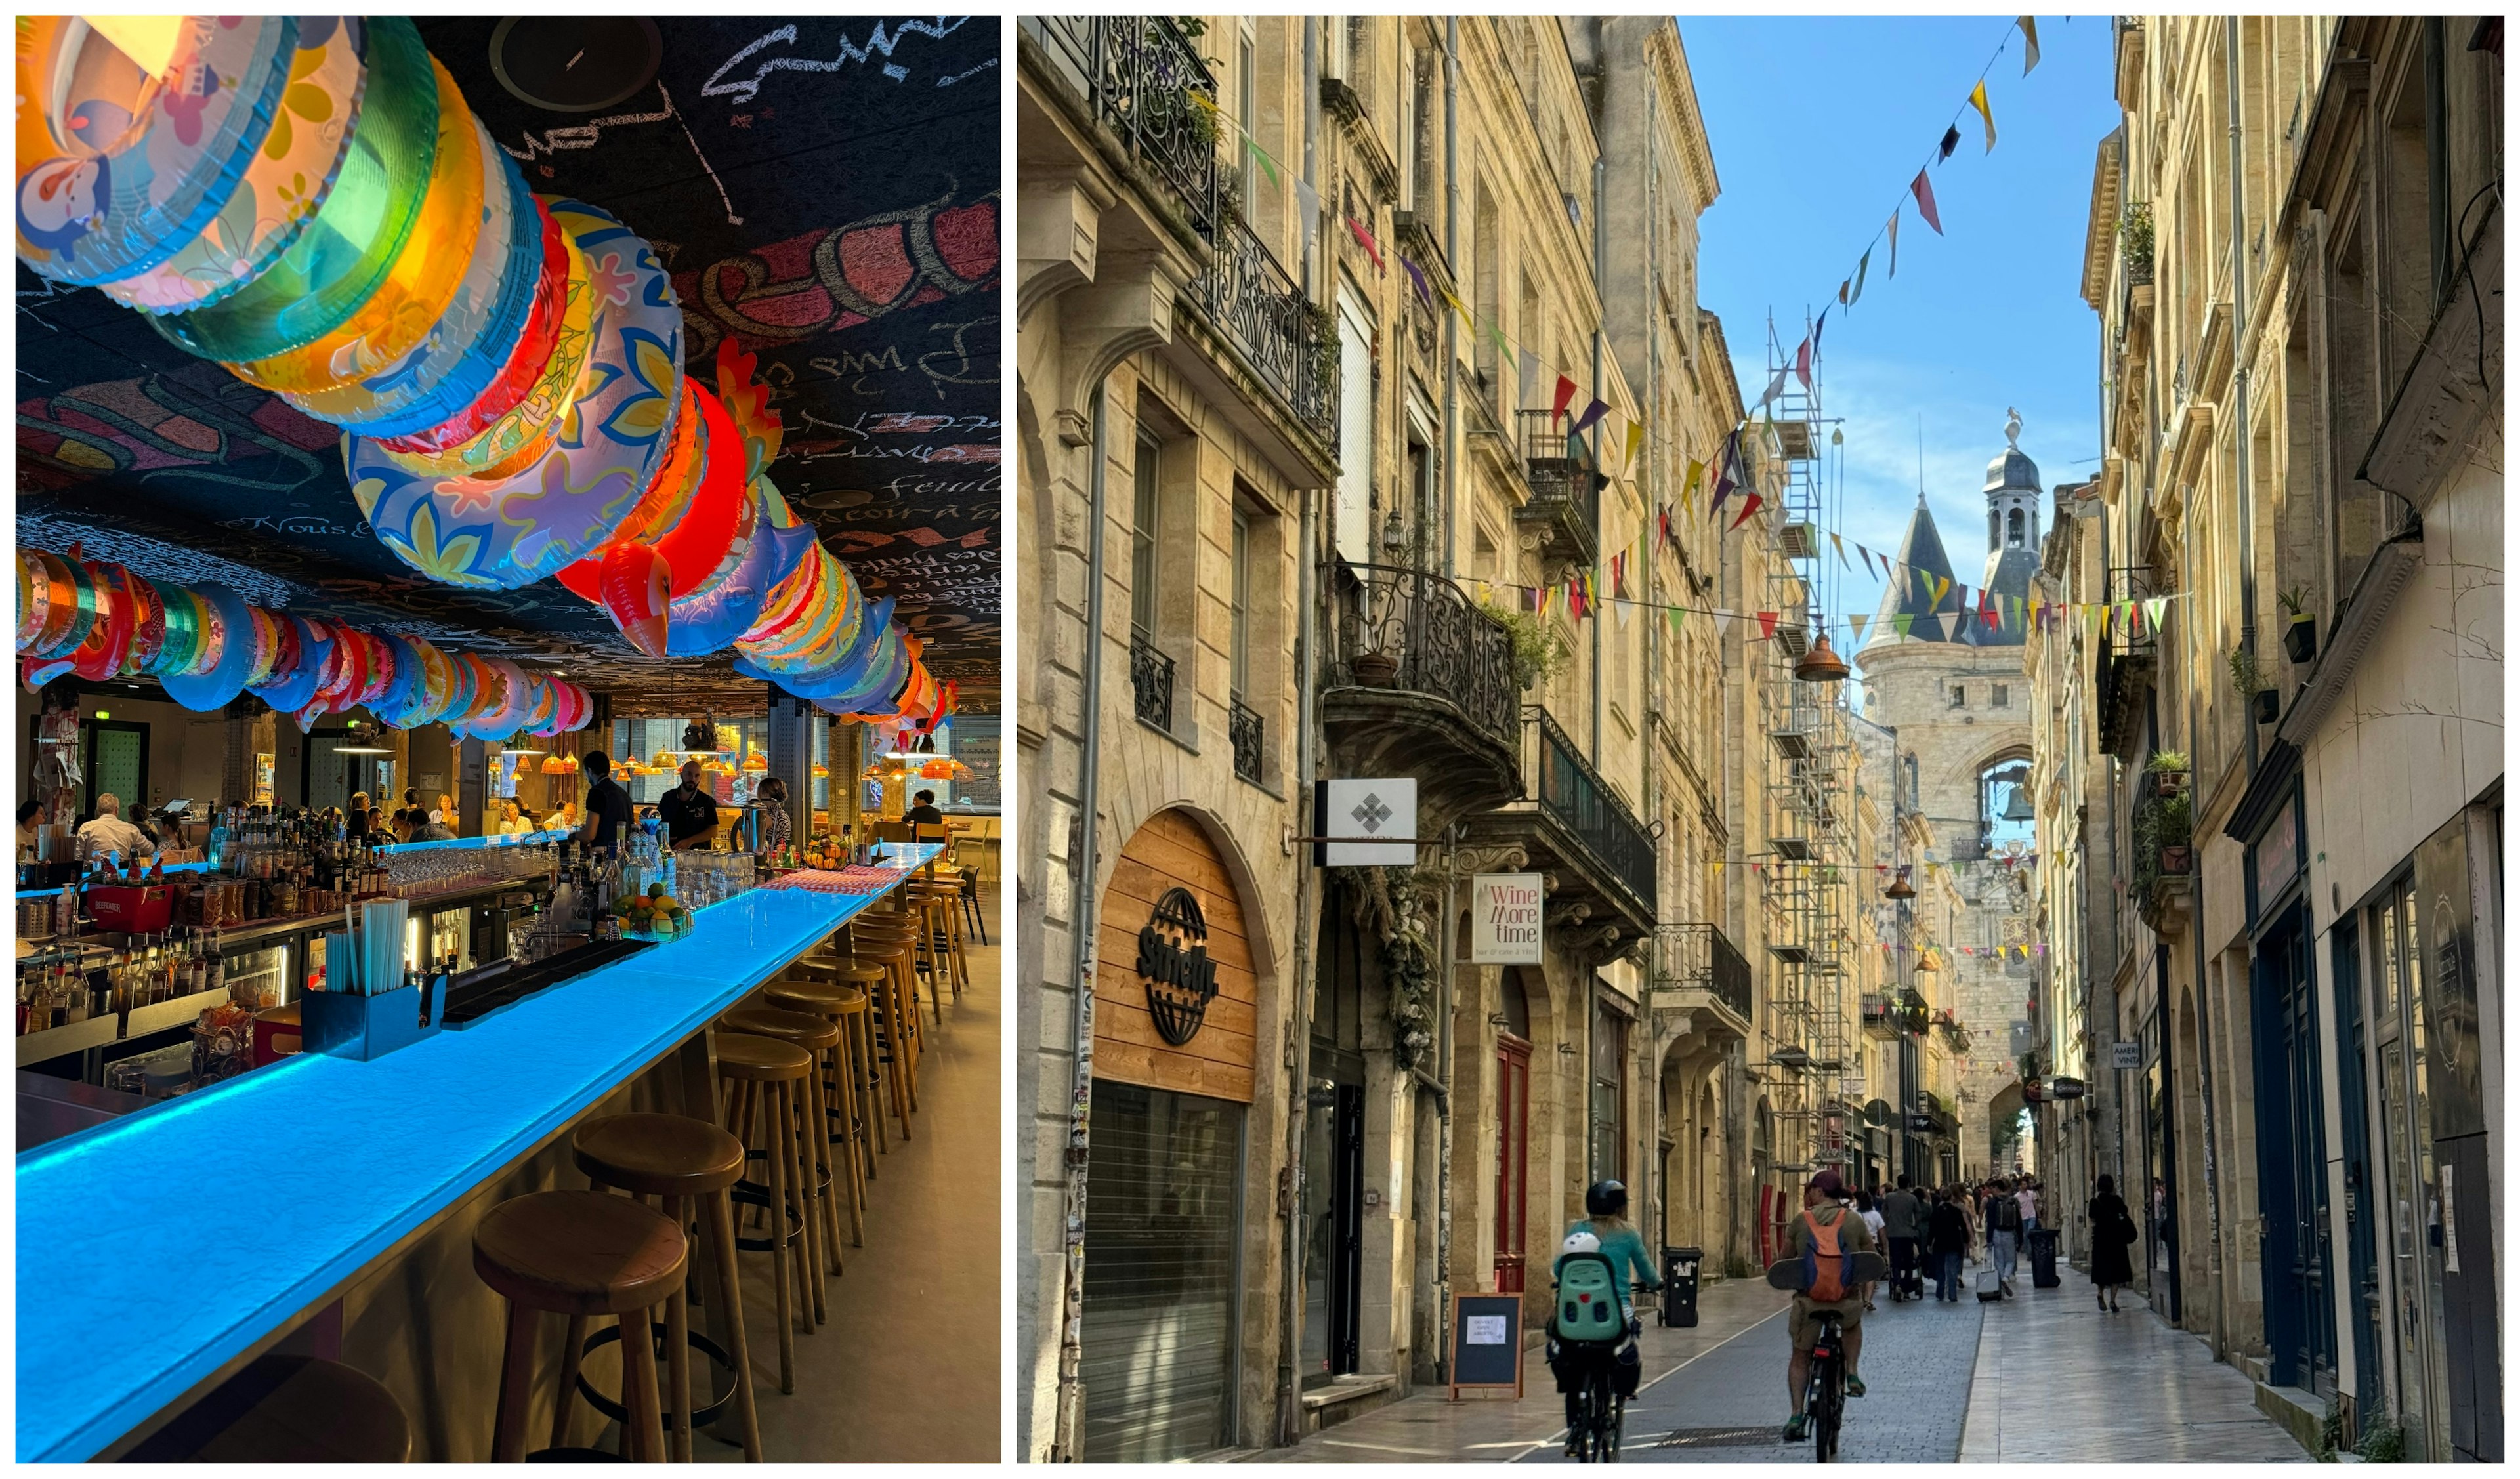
[616,882,692,940]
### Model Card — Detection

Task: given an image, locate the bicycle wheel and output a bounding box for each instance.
[1813,1358,1843,1463]
[1605,1390,1624,1463]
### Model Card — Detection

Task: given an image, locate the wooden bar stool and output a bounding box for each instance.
[568,1114,762,1463]
[128,1354,411,1462]
[475,1190,686,1462]
[712,1033,814,1392]
[911,881,968,1003]
[762,976,873,1237]
[721,1005,845,1304]
[784,959,894,1167]
[852,918,934,1040]
[847,926,925,1091]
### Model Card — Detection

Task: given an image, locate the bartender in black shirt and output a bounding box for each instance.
[658,759,720,850]
[578,752,635,851]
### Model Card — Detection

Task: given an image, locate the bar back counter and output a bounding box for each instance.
[16,842,942,1461]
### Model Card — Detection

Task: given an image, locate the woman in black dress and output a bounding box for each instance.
[2088,1173,2137,1310]
[1927,1190,1971,1302]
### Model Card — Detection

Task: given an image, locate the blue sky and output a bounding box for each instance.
[1677,15,2122,652]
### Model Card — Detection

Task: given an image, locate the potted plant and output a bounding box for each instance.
[2230,646,2278,725]
[2154,791,2193,876]
[1479,602,1571,692]
[1351,648,1400,686]
[2120,203,2155,285]
[2279,585,2317,665]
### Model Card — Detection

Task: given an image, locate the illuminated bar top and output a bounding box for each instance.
[14,843,939,1461]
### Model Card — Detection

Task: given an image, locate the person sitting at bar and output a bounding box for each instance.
[753,777,792,859]
[18,799,45,850]
[658,760,719,851]
[905,789,945,827]
[551,799,579,833]
[394,789,425,838]
[347,793,374,842]
[496,799,534,837]
[77,793,156,863]
[577,753,634,852]
[431,793,458,833]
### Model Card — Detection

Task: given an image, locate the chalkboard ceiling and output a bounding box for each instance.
[16,16,1001,717]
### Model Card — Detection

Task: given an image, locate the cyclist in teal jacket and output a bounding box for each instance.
[1565,1179,1660,1320]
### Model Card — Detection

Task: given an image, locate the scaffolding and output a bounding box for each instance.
[1755,316,1857,1179]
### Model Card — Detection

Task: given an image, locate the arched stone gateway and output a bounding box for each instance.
[1986,1079,2030,1175]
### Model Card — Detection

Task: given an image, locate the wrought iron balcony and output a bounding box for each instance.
[2093,564,2158,760]
[1512,410,1601,571]
[2130,764,2193,928]
[1023,16,1219,240]
[1188,209,1338,445]
[1319,561,1524,834]
[1326,562,1519,751]
[1228,696,1264,784]
[1861,991,1899,1039]
[1131,636,1175,732]
[1654,923,1753,1033]
[1529,707,1656,919]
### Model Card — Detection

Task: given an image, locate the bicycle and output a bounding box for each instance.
[1804,1308,1848,1463]
[1557,1284,1656,1463]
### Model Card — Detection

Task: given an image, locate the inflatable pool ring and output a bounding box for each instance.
[228,57,482,394]
[15,16,295,285]
[598,540,673,658]
[732,597,896,698]
[244,606,287,687]
[368,633,425,724]
[100,19,370,314]
[365,201,582,464]
[111,570,162,677]
[250,614,331,713]
[18,551,92,658]
[554,374,702,602]
[649,383,749,598]
[159,583,259,709]
[348,197,683,589]
[66,564,134,682]
[152,17,437,364]
[663,484,789,657]
[810,633,911,718]
[282,115,534,429]
[139,584,206,677]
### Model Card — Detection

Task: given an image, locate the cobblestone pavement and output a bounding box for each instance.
[1518,1275,1986,1463]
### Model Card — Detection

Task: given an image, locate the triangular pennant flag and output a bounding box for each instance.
[1668,606,1684,635]
[1838,278,1851,307]
[1402,256,1432,307]
[1939,124,1961,161]
[1969,81,1997,153]
[1911,169,1943,234]
[1519,345,1540,409]
[1346,215,1385,270]
[1859,545,1878,577]
[1714,610,1734,641]
[1759,364,1789,408]
[1727,491,1764,531]
[1569,397,1610,438]
[2145,596,2168,630]
[1850,248,1870,307]
[1813,307,1828,356]
[1682,458,1705,516]
[1940,612,1960,640]
[1623,420,1645,479]
[2019,16,2040,73]
[1887,209,1900,278]
[1246,135,1280,188]
[1553,374,1578,423]
[1708,428,1741,517]
[1849,613,1870,643]
[1488,316,1515,365]
[1295,177,1322,243]
[1928,573,1952,606]
[1894,614,1915,638]
[1832,533,1849,570]
[1793,333,1814,390]
[1756,612,1780,640]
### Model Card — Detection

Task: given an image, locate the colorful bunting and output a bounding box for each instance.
[1912,169,1944,234]
[1569,397,1610,438]
[1553,375,1579,423]
[1727,492,1765,531]
[1969,81,1997,153]
[1347,215,1385,271]
[2020,16,2040,73]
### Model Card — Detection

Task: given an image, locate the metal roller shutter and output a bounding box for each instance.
[1081,1079,1244,1462]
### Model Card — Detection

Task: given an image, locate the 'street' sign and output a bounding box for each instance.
[1469,873,1544,964]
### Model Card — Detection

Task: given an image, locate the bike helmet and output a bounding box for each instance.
[1584,1180,1629,1218]
[1561,1230,1602,1256]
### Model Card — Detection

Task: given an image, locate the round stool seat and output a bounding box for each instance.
[715,1031,813,1081]
[573,1113,747,1198]
[475,1191,687,1317]
[723,1005,841,1053]
[763,979,870,1016]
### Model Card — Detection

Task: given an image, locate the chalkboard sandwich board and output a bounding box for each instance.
[1448,1293,1524,1400]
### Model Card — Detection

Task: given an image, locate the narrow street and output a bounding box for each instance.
[1256,1259,2310,1464]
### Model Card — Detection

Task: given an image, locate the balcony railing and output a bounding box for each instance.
[1025,16,1219,238]
[2094,564,2158,757]
[2130,765,2193,917]
[1531,708,1656,914]
[1513,409,1601,568]
[1131,635,1175,732]
[1327,562,1519,751]
[1228,696,1264,784]
[1189,210,1337,444]
[1655,923,1753,1026]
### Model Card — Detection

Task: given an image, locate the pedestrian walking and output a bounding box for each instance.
[1984,1176,2023,1295]
[1928,1190,1970,1301]
[1855,1190,1886,1311]
[2017,1177,2041,1235]
[1880,1175,1926,1301]
[2087,1174,2138,1311]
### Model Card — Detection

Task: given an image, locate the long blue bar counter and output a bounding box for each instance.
[14,843,939,1461]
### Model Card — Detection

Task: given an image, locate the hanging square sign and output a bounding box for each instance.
[1314,778,1418,866]
[1469,873,1545,963]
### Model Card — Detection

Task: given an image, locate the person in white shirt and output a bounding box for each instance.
[77,793,156,863]
[496,799,534,837]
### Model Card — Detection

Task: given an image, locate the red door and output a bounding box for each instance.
[1495,1035,1531,1292]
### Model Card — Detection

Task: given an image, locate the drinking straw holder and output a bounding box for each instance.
[300,967,447,1063]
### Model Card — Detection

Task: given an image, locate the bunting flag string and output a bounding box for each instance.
[1461,570,2194,642]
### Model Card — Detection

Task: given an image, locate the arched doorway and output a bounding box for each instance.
[1079,808,1261,1461]
[1987,1080,2028,1176]
[1492,967,1535,1293]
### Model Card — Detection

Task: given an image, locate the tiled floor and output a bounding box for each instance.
[687,886,1001,1463]
[1958,1283,2311,1463]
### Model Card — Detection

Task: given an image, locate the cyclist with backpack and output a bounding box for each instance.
[1547,1181,1659,1454]
[1781,1170,1875,1442]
